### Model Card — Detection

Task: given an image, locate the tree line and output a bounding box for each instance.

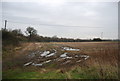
[1,26,107,46]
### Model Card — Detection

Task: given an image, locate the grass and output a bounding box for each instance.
[2,42,118,79]
[3,68,100,79]
[3,68,66,79]
[69,66,118,79]
[3,65,118,79]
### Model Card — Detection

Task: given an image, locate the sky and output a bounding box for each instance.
[1,0,118,39]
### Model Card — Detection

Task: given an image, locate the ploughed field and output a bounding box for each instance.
[3,42,118,79]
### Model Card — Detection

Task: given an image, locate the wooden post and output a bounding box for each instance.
[4,20,7,30]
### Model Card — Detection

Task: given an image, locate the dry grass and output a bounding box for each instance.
[3,42,118,79]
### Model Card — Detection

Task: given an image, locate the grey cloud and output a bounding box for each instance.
[1,1,118,39]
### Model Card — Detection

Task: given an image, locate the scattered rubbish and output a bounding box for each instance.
[85,56,89,60]
[41,50,57,57]
[43,60,51,63]
[46,53,56,57]
[66,56,72,59]
[75,55,89,60]
[62,60,71,64]
[32,63,43,66]
[60,53,67,58]
[41,51,50,57]
[75,55,79,57]
[62,47,80,51]
[46,50,56,57]
[24,48,90,67]
[80,55,90,60]
[24,62,32,66]
[29,60,52,67]
[77,60,81,63]
[53,49,57,52]
[60,53,73,59]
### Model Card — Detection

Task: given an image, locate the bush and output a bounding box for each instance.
[93,38,102,41]
[2,29,20,46]
[2,29,27,46]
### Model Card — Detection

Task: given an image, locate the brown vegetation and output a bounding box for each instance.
[3,42,118,79]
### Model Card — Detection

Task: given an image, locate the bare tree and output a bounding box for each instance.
[25,27,37,41]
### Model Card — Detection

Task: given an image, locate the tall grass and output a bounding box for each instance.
[3,42,118,79]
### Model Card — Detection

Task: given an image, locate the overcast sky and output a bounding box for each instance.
[1,0,118,39]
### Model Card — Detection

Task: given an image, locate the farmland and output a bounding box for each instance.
[2,42,118,79]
